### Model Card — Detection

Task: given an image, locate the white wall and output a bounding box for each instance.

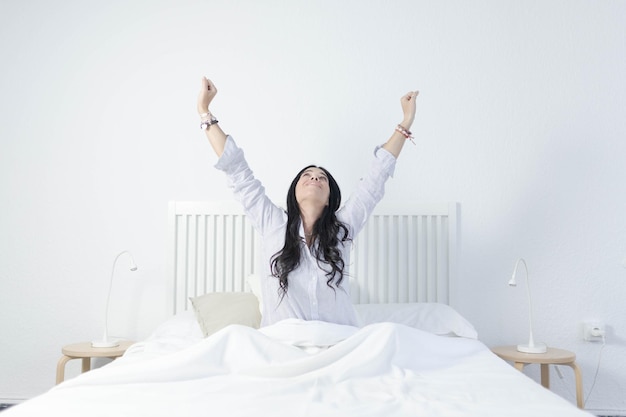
[1,0,625,414]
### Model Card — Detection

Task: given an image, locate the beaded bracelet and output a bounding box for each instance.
[200,119,219,130]
[395,124,415,145]
[200,112,219,130]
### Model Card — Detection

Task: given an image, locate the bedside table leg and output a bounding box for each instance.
[564,362,584,409]
[81,357,91,373]
[56,355,72,385]
[540,364,550,389]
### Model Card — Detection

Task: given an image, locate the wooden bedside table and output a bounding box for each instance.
[491,345,584,409]
[56,340,134,384]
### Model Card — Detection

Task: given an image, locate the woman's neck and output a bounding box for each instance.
[299,203,324,245]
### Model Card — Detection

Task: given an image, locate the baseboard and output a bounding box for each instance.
[0,403,16,412]
[0,399,23,411]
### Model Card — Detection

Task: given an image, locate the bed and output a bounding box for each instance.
[6,201,592,417]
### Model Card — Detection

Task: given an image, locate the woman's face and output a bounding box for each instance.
[295,167,330,207]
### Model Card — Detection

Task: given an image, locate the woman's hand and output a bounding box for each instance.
[400,91,419,129]
[197,77,218,114]
[197,76,227,157]
[382,90,420,158]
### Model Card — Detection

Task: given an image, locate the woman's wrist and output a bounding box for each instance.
[400,118,414,130]
[199,110,218,130]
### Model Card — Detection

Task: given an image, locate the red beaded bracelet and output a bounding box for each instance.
[395,124,415,145]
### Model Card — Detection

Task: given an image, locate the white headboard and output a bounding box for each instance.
[168,201,459,314]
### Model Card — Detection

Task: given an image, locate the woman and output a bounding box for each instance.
[197,77,418,327]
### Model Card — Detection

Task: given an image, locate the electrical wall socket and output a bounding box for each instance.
[583,321,605,342]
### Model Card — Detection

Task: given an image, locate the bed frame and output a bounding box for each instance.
[168,201,459,314]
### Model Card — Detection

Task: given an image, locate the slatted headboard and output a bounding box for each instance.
[168,201,459,315]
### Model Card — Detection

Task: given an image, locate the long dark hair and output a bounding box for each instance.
[270,165,350,298]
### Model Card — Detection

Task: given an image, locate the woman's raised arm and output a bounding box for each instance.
[382,90,419,159]
[197,77,228,157]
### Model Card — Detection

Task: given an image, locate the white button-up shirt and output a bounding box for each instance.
[215,136,397,326]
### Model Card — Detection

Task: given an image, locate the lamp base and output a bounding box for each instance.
[91,340,119,348]
[517,342,547,354]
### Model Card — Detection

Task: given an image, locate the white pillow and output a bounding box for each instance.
[190,292,261,337]
[353,303,478,339]
[148,310,204,341]
[245,274,264,311]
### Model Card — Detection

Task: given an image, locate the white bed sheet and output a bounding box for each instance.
[7,316,592,417]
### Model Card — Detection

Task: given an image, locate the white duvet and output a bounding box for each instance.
[7,319,591,417]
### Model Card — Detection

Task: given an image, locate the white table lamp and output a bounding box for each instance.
[92,250,138,348]
[508,258,547,354]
